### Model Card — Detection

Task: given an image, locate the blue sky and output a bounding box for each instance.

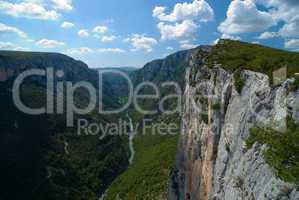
[0,0,299,68]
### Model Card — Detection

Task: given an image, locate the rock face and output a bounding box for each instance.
[169,53,299,200]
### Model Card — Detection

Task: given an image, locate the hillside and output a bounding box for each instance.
[0,52,129,200]
[105,40,299,200]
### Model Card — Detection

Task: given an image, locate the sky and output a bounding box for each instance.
[0,0,299,68]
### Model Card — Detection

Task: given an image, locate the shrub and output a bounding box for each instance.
[225,142,231,153]
[201,113,209,124]
[245,118,299,186]
[199,96,208,106]
[190,79,197,87]
[212,102,221,111]
[234,176,244,188]
[234,69,245,94]
[289,76,299,92]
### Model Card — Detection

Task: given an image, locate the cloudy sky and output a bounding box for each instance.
[0,0,298,68]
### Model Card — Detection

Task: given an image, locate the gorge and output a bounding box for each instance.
[0,40,298,200]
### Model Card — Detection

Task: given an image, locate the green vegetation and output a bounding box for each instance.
[245,118,299,186]
[206,40,299,78]
[290,76,299,92]
[199,95,208,106]
[105,115,179,200]
[234,69,245,94]
[201,113,209,124]
[0,51,129,200]
[212,102,221,111]
[234,176,244,189]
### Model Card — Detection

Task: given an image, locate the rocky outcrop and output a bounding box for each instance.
[169,53,299,200]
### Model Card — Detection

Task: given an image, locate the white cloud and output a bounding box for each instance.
[66,47,94,55]
[0,1,60,20]
[61,21,74,28]
[93,25,108,34]
[158,20,198,40]
[180,40,197,49]
[213,34,241,45]
[125,34,157,52]
[0,23,27,38]
[221,33,241,41]
[166,46,174,50]
[101,35,117,43]
[0,41,29,51]
[257,31,279,39]
[218,0,275,35]
[153,0,214,22]
[256,0,299,23]
[279,18,299,38]
[36,39,65,48]
[50,0,72,11]
[0,41,14,49]
[78,29,89,38]
[284,39,299,49]
[153,0,213,42]
[254,1,299,38]
[97,48,125,53]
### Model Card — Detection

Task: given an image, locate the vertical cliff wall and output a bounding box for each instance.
[169,53,299,200]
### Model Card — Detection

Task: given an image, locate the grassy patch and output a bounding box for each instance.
[207,40,299,78]
[245,118,299,186]
[105,118,179,200]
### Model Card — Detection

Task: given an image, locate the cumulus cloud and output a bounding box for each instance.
[257,31,279,39]
[218,0,275,35]
[279,18,299,38]
[93,25,108,34]
[221,33,241,41]
[179,40,197,49]
[101,35,117,43]
[153,0,213,41]
[0,41,28,51]
[0,41,14,49]
[0,23,27,38]
[66,47,94,55]
[36,39,65,48]
[153,0,214,22]
[78,29,89,38]
[125,34,157,52]
[256,0,299,22]
[61,21,74,28]
[50,0,72,11]
[166,46,174,50]
[97,48,125,53]
[158,20,198,40]
[0,1,60,20]
[0,41,29,51]
[255,0,299,38]
[213,34,241,45]
[284,39,299,49]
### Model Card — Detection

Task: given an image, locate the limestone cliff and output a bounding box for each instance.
[169,52,299,200]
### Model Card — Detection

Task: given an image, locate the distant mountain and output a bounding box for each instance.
[95,66,138,73]
[95,67,138,98]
